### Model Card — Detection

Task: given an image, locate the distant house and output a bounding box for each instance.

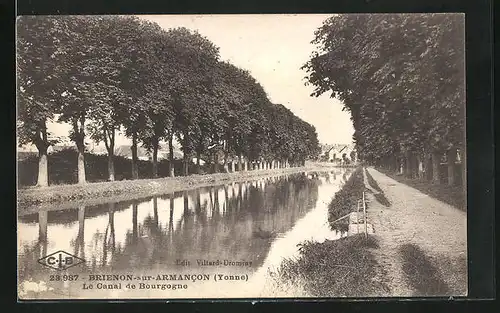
[48,145,77,154]
[115,145,150,161]
[324,144,357,165]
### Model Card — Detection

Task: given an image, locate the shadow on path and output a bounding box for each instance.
[399,244,450,296]
[364,168,391,207]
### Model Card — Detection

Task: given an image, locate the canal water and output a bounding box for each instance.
[18,168,353,299]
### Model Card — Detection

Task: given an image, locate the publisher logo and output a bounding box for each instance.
[37,251,85,271]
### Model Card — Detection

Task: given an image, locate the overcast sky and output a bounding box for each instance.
[46,14,354,147]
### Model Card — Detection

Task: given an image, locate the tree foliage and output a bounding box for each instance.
[17,15,320,184]
[303,14,465,169]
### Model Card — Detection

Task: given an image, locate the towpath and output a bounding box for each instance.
[364,167,467,297]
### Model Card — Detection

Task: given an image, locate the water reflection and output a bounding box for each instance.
[18,169,352,298]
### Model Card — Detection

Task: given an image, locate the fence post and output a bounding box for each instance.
[363,191,367,238]
[357,200,360,234]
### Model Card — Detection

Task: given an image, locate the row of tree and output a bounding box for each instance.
[17,15,320,186]
[303,14,465,186]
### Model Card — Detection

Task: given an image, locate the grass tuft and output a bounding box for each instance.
[275,234,389,297]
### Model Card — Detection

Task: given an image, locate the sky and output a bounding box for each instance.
[45,14,354,148]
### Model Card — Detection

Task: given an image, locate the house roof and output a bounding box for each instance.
[326,144,346,154]
[115,145,150,158]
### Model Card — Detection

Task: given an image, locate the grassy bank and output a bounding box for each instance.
[327,166,366,232]
[376,167,465,211]
[17,165,328,215]
[275,234,390,297]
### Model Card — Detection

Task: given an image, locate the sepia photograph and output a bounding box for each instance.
[16,13,466,299]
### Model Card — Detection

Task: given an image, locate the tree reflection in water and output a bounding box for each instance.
[18,173,323,282]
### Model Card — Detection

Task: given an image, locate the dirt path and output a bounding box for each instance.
[364,167,467,297]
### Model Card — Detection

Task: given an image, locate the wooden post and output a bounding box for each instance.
[357,200,360,234]
[363,191,367,238]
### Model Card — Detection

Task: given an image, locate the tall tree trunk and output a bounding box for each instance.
[411,153,418,179]
[196,135,203,174]
[37,146,49,187]
[131,132,139,179]
[183,131,189,176]
[447,146,457,186]
[405,150,412,178]
[223,140,229,173]
[196,149,201,174]
[168,133,175,177]
[414,154,420,178]
[77,145,86,184]
[183,154,189,176]
[104,126,115,182]
[152,138,159,178]
[425,152,433,181]
[107,153,115,182]
[213,152,219,173]
[35,126,50,187]
[431,151,441,184]
[72,117,87,184]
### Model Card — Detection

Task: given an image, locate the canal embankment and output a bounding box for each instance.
[275,166,390,297]
[17,163,342,215]
[276,166,467,297]
[327,166,367,232]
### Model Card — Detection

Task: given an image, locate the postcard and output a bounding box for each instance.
[17,13,466,300]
